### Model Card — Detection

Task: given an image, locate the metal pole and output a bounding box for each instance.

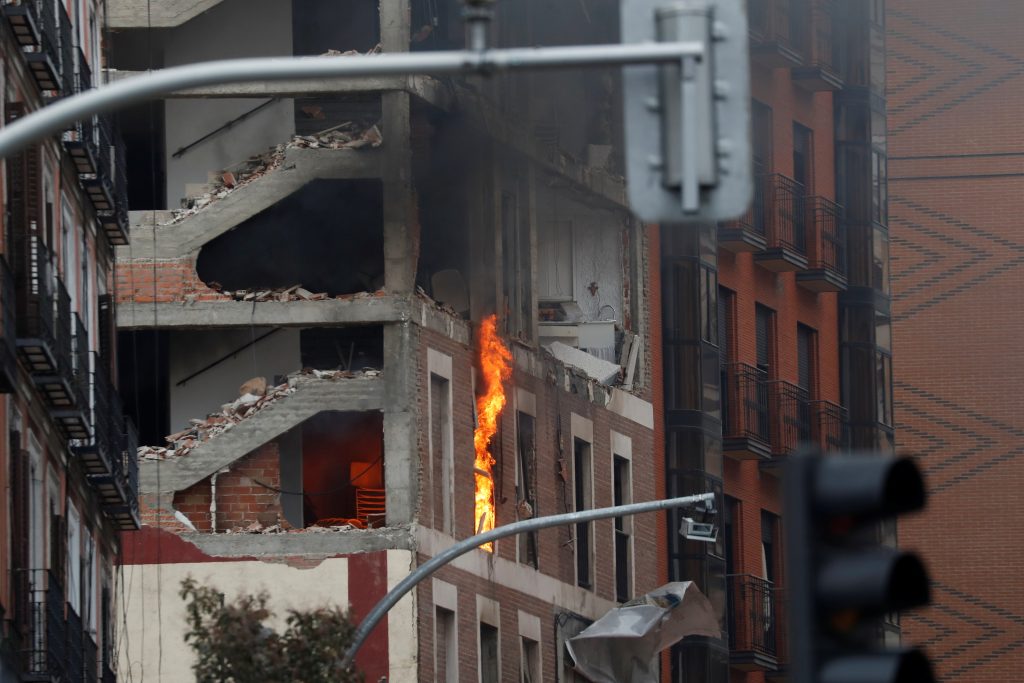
[341,492,714,669]
[0,42,703,159]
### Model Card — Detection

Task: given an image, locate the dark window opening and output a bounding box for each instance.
[793,123,813,193]
[752,101,773,175]
[480,622,500,683]
[300,411,384,528]
[435,606,456,683]
[573,437,593,589]
[117,330,170,446]
[292,0,380,55]
[517,411,538,568]
[613,455,632,603]
[299,326,383,371]
[797,324,817,396]
[755,304,775,377]
[521,636,540,683]
[430,374,453,534]
[196,179,384,297]
[761,510,780,583]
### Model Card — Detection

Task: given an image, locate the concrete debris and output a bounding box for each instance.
[546,341,622,385]
[163,120,383,225]
[138,368,380,462]
[320,43,383,57]
[223,522,359,534]
[238,376,267,397]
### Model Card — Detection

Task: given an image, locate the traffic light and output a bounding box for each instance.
[785,450,935,683]
[620,0,752,223]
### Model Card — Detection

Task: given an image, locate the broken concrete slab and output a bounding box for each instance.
[546,341,622,385]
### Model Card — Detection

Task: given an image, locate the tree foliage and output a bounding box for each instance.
[180,577,363,683]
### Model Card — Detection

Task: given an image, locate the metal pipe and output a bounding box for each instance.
[0,42,704,159]
[341,492,715,669]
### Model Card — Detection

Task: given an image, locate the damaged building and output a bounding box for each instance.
[109,1,657,681]
[102,0,889,681]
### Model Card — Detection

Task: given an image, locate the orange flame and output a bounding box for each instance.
[473,314,512,552]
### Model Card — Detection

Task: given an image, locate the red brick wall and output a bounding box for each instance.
[138,443,287,532]
[887,3,1024,681]
[115,258,229,304]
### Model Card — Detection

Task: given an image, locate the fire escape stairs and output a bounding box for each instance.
[137,374,384,494]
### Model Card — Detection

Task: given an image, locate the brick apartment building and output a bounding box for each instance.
[888,2,1024,681]
[0,0,139,681]
[101,0,895,682]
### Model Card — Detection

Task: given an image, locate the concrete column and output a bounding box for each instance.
[383,320,417,526]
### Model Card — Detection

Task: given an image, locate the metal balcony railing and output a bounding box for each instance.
[803,0,845,76]
[24,0,61,91]
[77,352,121,476]
[811,400,848,452]
[727,574,781,661]
[722,363,770,444]
[55,1,73,95]
[807,197,846,275]
[768,380,810,457]
[15,568,66,680]
[13,237,56,372]
[93,411,140,530]
[748,0,796,49]
[2,0,43,48]
[763,174,807,254]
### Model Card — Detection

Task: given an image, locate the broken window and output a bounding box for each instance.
[479,622,500,683]
[613,454,632,603]
[195,179,384,298]
[516,410,538,568]
[117,330,170,446]
[521,636,540,683]
[300,411,384,528]
[429,373,454,535]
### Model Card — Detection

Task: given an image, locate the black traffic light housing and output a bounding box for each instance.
[785,450,935,683]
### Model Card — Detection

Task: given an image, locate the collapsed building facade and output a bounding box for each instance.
[110,1,658,681]
[105,0,891,682]
[0,0,138,681]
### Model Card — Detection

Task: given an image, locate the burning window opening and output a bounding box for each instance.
[473,314,513,551]
[295,410,385,529]
[195,179,384,297]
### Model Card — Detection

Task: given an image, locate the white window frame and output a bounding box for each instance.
[476,595,501,683]
[570,413,594,591]
[514,388,537,566]
[67,501,81,615]
[611,431,635,602]
[517,610,542,683]
[432,578,458,683]
[427,349,455,536]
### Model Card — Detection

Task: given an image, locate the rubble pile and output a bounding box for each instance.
[206,283,333,302]
[164,118,383,225]
[137,369,380,461]
[223,521,362,534]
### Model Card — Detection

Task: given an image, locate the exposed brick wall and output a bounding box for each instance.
[887,3,1024,681]
[115,257,230,304]
[139,442,287,532]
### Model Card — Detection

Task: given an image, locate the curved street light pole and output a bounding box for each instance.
[341,492,715,669]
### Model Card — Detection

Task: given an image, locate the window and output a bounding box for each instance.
[752,101,773,175]
[723,496,739,576]
[428,364,454,535]
[521,636,540,683]
[793,123,813,192]
[518,611,542,683]
[501,188,532,341]
[67,502,82,615]
[700,266,718,344]
[761,510,780,584]
[797,324,817,396]
[435,606,456,683]
[480,623,499,683]
[83,532,96,634]
[573,436,593,589]
[718,287,734,364]
[516,406,538,568]
[613,454,632,603]
[755,304,775,377]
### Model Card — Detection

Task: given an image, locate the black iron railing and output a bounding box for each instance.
[807,196,847,275]
[727,574,780,659]
[55,1,73,95]
[30,0,60,91]
[769,380,810,457]
[764,174,807,254]
[722,363,770,443]
[71,313,90,407]
[13,237,56,360]
[16,568,66,679]
[67,606,84,683]
[811,400,848,452]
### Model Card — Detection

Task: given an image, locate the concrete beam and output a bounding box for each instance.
[116,296,411,330]
[181,525,414,558]
[139,376,385,492]
[119,146,385,259]
[107,0,227,28]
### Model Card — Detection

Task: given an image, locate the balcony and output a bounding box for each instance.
[2,0,41,48]
[80,116,131,246]
[768,380,810,457]
[792,0,845,91]
[727,574,781,672]
[747,0,803,68]
[75,353,122,477]
[811,400,848,452]
[0,257,19,393]
[45,310,91,440]
[721,363,771,461]
[16,0,60,92]
[64,52,99,174]
[797,197,848,292]
[91,415,141,530]
[14,240,65,370]
[753,174,808,272]
[15,568,66,680]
